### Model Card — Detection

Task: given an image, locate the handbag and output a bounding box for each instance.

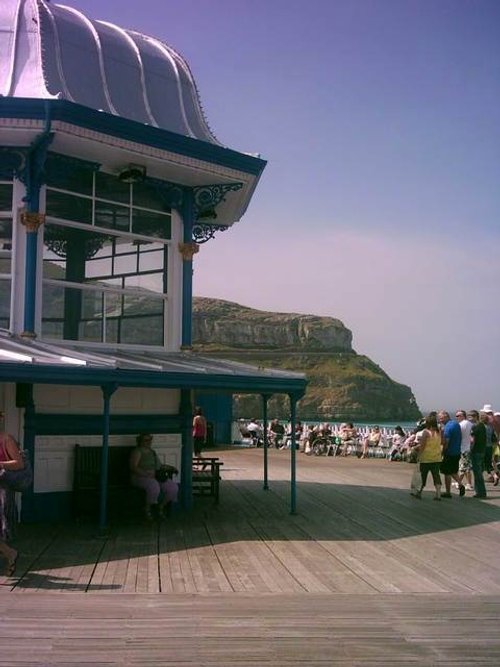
[0,450,33,492]
[155,464,178,483]
[155,468,169,483]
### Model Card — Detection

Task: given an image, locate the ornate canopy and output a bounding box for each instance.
[0,0,219,143]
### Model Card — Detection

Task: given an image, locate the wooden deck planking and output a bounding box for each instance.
[13,529,102,592]
[1,448,500,662]
[297,513,466,595]
[256,515,400,594]
[207,520,302,593]
[157,527,175,594]
[90,539,126,592]
[300,456,500,593]
[201,522,252,592]
[284,486,488,593]
[159,524,198,594]
[250,517,346,593]
[1,592,500,664]
[206,520,286,593]
[181,519,234,593]
[3,448,499,597]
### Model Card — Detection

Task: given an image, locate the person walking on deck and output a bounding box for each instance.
[438,411,465,498]
[0,414,21,575]
[478,405,500,485]
[414,414,442,500]
[192,406,207,457]
[469,410,487,499]
[456,410,473,491]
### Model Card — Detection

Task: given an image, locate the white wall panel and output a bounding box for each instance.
[34,385,73,410]
[34,385,180,414]
[112,387,179,413]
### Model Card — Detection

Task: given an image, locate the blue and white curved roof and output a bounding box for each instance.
[0,0,220,144]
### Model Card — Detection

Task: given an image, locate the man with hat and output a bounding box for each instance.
[480,404,500,438]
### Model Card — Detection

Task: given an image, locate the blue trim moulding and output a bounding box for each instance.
[0,362,307,399]
[0,98,267,177]
[23,231,38,334]
[22,109,54,334]
[182,190,194,347]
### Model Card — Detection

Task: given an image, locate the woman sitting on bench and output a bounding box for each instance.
[129,433,178,521]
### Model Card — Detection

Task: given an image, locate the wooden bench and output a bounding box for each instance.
[73,446,223,518]
[192,457,223,504]
[73,445,145,520]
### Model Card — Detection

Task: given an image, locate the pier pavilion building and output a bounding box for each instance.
[0,0,306,525]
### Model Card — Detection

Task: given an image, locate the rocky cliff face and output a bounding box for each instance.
[192,297,421,421]
[193,298,352,351]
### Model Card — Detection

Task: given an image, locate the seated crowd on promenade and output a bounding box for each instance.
[239,418,417,459]
[238,404,500,499]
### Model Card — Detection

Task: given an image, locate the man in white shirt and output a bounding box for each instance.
[246,419,263,447]
[456,409,473,491]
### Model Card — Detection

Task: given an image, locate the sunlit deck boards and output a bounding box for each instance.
[1,448,500,663]
[1,592,500,665]
[3,447,500,594]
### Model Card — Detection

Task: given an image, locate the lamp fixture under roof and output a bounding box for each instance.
[117,164,146,184]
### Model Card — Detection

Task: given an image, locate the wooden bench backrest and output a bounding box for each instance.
[74,445,135,489]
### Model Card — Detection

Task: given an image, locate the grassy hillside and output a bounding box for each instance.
[192,297,421,421]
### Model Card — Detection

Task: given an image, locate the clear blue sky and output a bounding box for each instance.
[63,0,500,413]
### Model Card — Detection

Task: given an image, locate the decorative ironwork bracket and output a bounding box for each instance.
[1,147,244,247]
[18,131,55,192]
[43,226,109,259]
[191,182,242,243]
[0,147,28,180]
[193,182,243,217]
[192,223,229,244]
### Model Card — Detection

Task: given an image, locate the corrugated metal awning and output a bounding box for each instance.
[0,330,307,397]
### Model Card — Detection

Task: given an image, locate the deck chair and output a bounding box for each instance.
[372,436,389,459]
